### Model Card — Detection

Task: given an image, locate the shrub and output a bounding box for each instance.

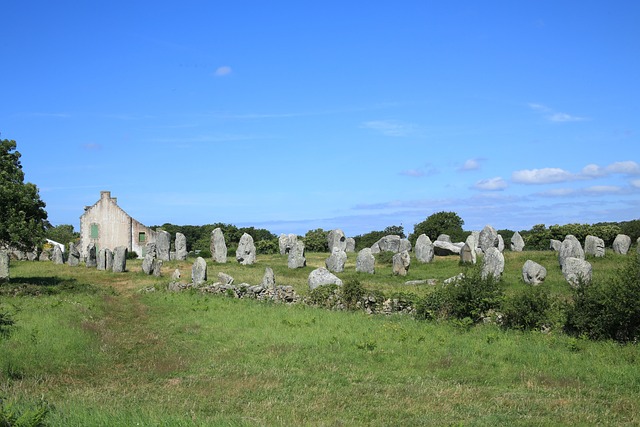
[0,397,50,427]
[501,287,551,331]
[565,254,640,342]
[375,251,395,266]
[303,228,329,252]
[415,267,503,323]
[307,284,340,308]
[126,250,139,260]
[255,238,279,255]
[341,279,366,310]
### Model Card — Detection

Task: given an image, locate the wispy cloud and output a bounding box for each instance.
[528,103,587,123]
[584,185,623,194]
[631,179,640,189]
[361,120,417,137]
[399,169,425,177]
[536,188,576,197]
[512,167,574,184]
[214,66,232,77]
[606,161,640,175]
[458,158,484,171]
[473,177,507,191]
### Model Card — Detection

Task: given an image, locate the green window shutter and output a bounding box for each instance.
[90,224,99,239]
[139,232,146,243]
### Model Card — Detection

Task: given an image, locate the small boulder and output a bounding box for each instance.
[308,267,343,290]
[612,234,631,255]
[584,235,605,258]
[562,257,592,288]
[356,248,375,274]
[392,250,411,276]
[415,234,434,263]
[482,247,504,280]
[510,231,525,252]
[522,260,547,285]
[191,257,207,286]
[325,247,347,273]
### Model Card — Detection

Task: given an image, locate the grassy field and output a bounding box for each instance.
[1,251,638,425]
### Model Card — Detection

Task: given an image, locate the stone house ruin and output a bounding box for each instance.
[80,191,155,259]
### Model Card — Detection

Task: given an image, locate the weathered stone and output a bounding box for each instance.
[370,242,381,254]
[142,252,156,275]
[399,238,412,253]
[444,273,465,285]
[437,234,451,243]
[415,234,434,263]
[584,235,605,258]
[356,248,375,274]
[85,243,97,268]
[261,267,276,289]
[550,239,562,251]
[460,242,476,264]
[308,267,343,290]
[478,225,499,252]
[433,240,461,256]
[153,259,163,276]
[52,245,65,265]
[97,248,107,270]
[156,230,171,261]
[210,228,227,263]
[325,247,347,273]
[497,235,505,252]
[236,233,257,265]
[218,272,234,285]
[522,260,547,285]
[26,248,38,261]
[191,257,207,286]
[67,242,81,266]
[562,257,592,288]
[510,231,525,252]
[287,239,306,269]
[0,250,9,283]
[558,235,584,267]
[112,246,127,272]
[105,249,114,271]
[345,237,356,253]
[465,234,477,251]
[612,234,631,255]
[278,234,297,255]
[376,235,402,253]
[482,247,504,280]
[175,232,188,261]
[392,250,411,276]
[327,229,347,252]
[171,269,181,280]
[38,249,51,261]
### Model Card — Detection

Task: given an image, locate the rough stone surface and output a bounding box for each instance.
[308,267,343,290]
[479,225,499,252]
[460,242,477,264]
[376,235,401,253]
[156,230,171,261]
[112,246,127,272]
[437,234,451,243]
[97,248,107,271]
[562,257,592,288]
[236,233,257,265]
[279,234,297,255]
[26,248,38,261]
[210,228,228,263]
[612,234,632,255]
[38,249,51,261]
[68,242,81,266]
[261,267,276,288]
[356,248,375,274]
[345,237,356,253]
[153,259,163,277]
[171,269,181,280]
[191,257,207,286]
[327,229,347,252]
[522,260,547,285]
[497,235,505,252]
[550,239,562,251]
[415,234,434,263]
[558,235,584,267]
[218,272,234,285]
[584,235,605,258]
[392,250,411,276]
[399,238,412,253]
[175,232,188,261]
[52,246,64,265]
[142,243,157,275]
[325,247,347,273]
[85,243,97,268]
[0,250,9,282]
[433,240,461,256]
[105,249,114,271]
[510,231,525,252]
[482,247,505,280]
[287,239,306,269]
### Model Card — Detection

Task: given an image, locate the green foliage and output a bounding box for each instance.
[44,224,78,247]
[125,250,138,260]
[411,211,464,243]
[341,279,366,310]
[0,310,15,339]
[501,287,551,331]
[375,251,395,266]
[565,254,640,342]
[354,225,405,250]
[0,397,50,427]
[303,228,329,252]
[416,267,503,323]
[0,139,49,251]
[522,222,625,250]
[521,224,551,251]
[255,238,279,255]
[307,284,339,307]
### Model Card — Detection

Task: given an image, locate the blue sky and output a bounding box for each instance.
[2,1,639,237]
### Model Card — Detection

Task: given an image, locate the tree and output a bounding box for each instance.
[411,211,464,243]
[45,224,79,246]
[303,228,329,252]
[0,139,49,251]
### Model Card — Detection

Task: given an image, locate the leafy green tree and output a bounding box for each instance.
[44,224,79,246]
[521,224,551,250]
[303,228,329,252]
[411,211,464,243]
[353,224,405,250]
[0,139,49,251]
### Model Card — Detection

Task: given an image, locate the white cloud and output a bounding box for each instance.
[606,161,640,175]
[361,120,415,137]
[631,179,640,188]
[459,158,482,171]
[214,66,232,76]
[473,177,507,191]
[537,188,576,197]
[549,112,587,122]
[581,164,606,178]
[584,185,623,194]
[399,169,424,177]
[512,168,574,184]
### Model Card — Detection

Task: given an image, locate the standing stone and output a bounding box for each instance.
[562,257,592,288]
[482,247,505,280]
[52,246,64,265]
[558,235,584,267]
[175,232,188,261]
[261,267,276,289]
[325,247,347,273]
[210,228,227,263]
[327,229,347,252]
[522,260,547,285]
[612,234,632,255]
[171,269,181,280]
[68,242,81,266]
[279,234,296,255]
[38,249,51,261]
[191,257,207,286]
[287,239,306,269]
[142,243,157,275]
[497,235,505,252]
[26,248,38,261]
[399,238,412,253]
[86,243,97,268]
[105,248,114,271]
[96,249,106,271]
[377,235,401,253]
[153,259,163,277]
[584,235,605,258]
[0,250,9,283]
[433,240,461,256]
[415,234,434,263]
[308,267,343,290]
[236,233,256,265]
[510,231,525,252]
[345,237,356,253]
[550,239,562,251]
[356,248,375,274]
[112,246,127,272]
[392,250,411,276]
[436,234,451,243]
[460,242,476,264]
[156,230,171,261]
[478,225,499,252]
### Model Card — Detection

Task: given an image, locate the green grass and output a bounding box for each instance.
[1,251,638,425]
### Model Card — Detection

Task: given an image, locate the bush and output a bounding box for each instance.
[126,250,139,260]
[415,267,503,323]
[375,251,395,266]
[565,254,640,342]
[341,279,366,310]
[307,284,340,308]
[303,228,329,252]
[501,287,551,331]
[255,238,279,255]
[0,397,50,427]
